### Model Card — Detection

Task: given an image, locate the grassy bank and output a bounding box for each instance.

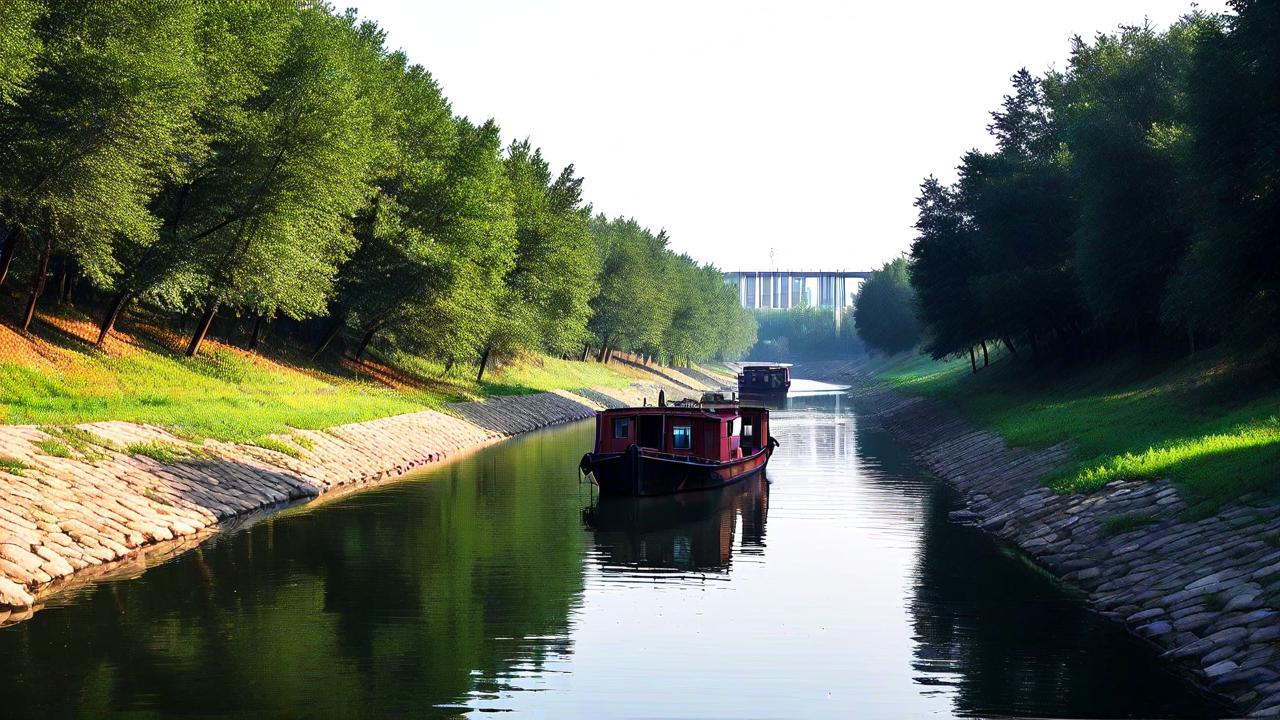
[0,306,639,443]
[868,350,1280,513]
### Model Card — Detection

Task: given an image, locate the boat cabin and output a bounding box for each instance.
[594,405,771,462]
[738,364,791,393]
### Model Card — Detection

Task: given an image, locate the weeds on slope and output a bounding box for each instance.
[876,349,1280,509]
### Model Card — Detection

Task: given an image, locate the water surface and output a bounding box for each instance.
[1,394,1221,718]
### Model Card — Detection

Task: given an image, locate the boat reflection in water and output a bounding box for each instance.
[582,474,768,573]
[740,378,851,411]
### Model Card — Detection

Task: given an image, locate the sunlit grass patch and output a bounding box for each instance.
[0,456,27,476]
[0,307,647,445]
[33,438,73,458]
[249,437,304,459]
[126,441,190,464]
[1054,419,1280,492]
[874,349,1280,504]
[40,425,113,461]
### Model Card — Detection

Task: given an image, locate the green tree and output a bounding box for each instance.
[586,216,672,362]
[95,0,301,345]
[477,141,598,380]
[1165,0,1280,354]
[853,257,921,354]
[1057,18,1213,345]
[0,0,42,106]
[959,69,1084,359]
[175,7,386,357]
[0,0,201,331]
[908,177,986,361]
[326,113,516,366]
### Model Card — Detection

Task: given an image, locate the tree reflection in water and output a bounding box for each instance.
[0,402,1226,719]
[851,420,1225,718]
[0,423,595,719]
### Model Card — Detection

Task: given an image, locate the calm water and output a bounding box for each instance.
[1,394,1222,718]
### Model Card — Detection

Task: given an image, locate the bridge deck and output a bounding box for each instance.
[723,270,870,311]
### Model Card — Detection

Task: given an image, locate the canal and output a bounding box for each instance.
[1,393,1221,718]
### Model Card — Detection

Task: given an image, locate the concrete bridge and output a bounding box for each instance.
[723,270,871,311]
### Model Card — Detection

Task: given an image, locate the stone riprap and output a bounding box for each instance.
[853,385,1280,717]
[0,381,674,622]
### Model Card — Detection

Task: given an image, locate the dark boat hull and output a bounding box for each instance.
[737,381,791,394]
[580,443,774,496]
[737,389,788,409]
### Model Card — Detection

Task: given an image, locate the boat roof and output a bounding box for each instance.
[740,363,792,370]
[598,404,766,419]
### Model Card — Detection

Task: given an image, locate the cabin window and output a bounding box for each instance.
[728,418,741,437]
[612,417,630,439]
[672,425,692,450]
[743,423,753,438]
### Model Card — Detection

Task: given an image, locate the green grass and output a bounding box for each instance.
[402,352,634,397]
[0,456,27,476]
[1,343,637,445]
[250,437,304,460]
[33,438,73,458]
[1102,512,1162,537]
[0,349,430,443]
[492,355,632,394]
[126,441,195,464]
[40,425,113,461]
[874,348,1280,507]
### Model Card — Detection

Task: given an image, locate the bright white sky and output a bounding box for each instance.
[353,0,1221,271]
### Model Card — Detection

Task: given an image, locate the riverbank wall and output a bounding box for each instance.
[0,380,694,623]
[797,361,1280,717]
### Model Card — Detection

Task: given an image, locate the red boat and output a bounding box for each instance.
[579,396,778,496]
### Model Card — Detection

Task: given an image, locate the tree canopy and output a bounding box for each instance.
[906,7,1278,367]
[0,0,752,372]
[853,258,920,355]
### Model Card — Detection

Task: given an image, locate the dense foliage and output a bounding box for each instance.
[0,1,755,372]
[852,258,920,354]
[588,216,755,366]
[908,1,1279,367]
[745,306,859,362]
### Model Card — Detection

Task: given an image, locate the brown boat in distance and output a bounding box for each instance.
[579,392,778,496]
[737,364,791,398]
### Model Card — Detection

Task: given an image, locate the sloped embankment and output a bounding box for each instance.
[0,381,681,623]
[852,384,1280,717]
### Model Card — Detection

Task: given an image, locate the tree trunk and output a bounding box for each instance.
[310,311,349,361]
[968,346,977,374]
[477,345,492,382]
[444,358,454,374]
[21,236,52,332]
[580,343,590,362]
[0,227,22,289]
[596,336,611,362]
[185,304,217,357]
[96,291,132,346]
[980,340,989,367]
[56,258,72,305]
[248,312,269,351]
[354,324,378,360]
[1002,335,1018,356]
